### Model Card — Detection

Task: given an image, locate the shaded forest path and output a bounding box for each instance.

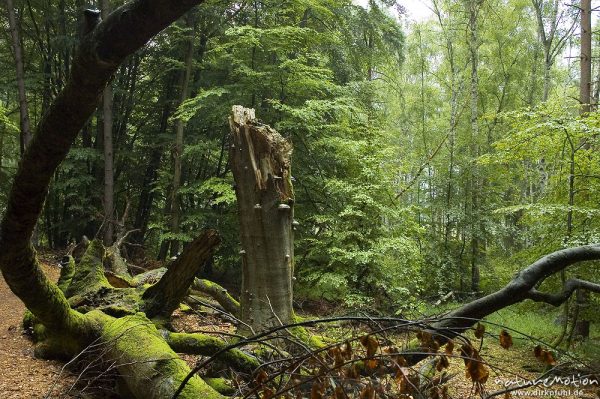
[0,260,75,398]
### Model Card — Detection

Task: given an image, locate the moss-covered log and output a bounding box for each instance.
[88,311,224,399]
[192,278,241,316]
[21,235,234,397]
[165,331,259,374]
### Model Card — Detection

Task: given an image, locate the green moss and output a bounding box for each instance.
[32,323,47,341]
[102,304,137,317]
[56,255,75,292]
[166,332,259,374]
[33,336,81,360]
[65,240,110,297]
[289,325,326,348]
[22,310,36,330]
[87,311,224,399]
[203,378,235,395]
[179,303,192,312]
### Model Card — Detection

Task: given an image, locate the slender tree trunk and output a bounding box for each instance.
[169,15,196,256]
[572,0,592,340]
[553,130,578,347]
[542,55,552,101]
[593,30,600,109]
[229,106,295,332]
[0,129,4,174]
[432,0,461,252]
[532,0,577,102]
[102,0,115,246]
[133,72,177,247]
[467,0,482,294]
[528,43,541,106]
[6,0,32,154]
[580,0,592,113]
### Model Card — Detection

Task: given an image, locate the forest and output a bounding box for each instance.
[0,0,599,398]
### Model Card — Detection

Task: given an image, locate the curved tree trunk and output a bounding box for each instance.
[0,1,251,397]
[229,106,295,332]
[406,245,600,365]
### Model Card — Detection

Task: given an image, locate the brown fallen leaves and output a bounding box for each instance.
[461,344,490,384]
[499,329,513,349]
[534,345,557,365]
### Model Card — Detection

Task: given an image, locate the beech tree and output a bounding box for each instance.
[0,1,241,397]
[5,0,32,153]
[229,106,295,332]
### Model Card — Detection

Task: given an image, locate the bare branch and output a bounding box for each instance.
[527,278,600,306]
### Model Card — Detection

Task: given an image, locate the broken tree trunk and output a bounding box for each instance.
[21,233,249,398]
[229,106,295,332]
[143,229,221,319]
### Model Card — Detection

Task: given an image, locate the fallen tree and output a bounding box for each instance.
[403,244,600,365]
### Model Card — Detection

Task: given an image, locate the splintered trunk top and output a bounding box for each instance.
[229,106,295,332]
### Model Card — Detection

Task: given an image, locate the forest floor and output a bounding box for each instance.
[444,336,599,399]
[0,253,598,398]
[0,255,77,398]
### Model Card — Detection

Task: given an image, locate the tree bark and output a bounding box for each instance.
[6,0,32,154]
[580,0,591,113]
[143,229,221,319]
[101,0,115,246]
[466,0,482,294]
[169,14,196,257]
[229,106,295,332]
[573,0,592,340]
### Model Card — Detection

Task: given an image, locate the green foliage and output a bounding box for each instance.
[174,88,230,123]
[3,0,599,325]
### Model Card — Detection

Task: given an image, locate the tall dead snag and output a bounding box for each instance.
[229,106,295,332]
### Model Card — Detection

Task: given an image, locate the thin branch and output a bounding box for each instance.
[527,278,600,306]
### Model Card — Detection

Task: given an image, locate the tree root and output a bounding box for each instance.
[165,331,259,374]
[88,311,224,399]
[192,278,240,316]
